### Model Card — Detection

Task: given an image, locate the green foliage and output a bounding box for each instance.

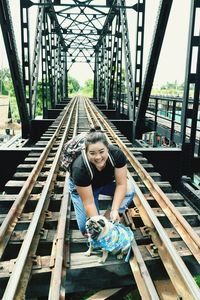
[80,79,94,97]
[0,68,13,96]
[0,68,19,121]
[10,96,20,121]
[1,82,8,95]
[195,275,200,287]
[152,81,187,97]
[35,82,43,117]
[68,75,80,96]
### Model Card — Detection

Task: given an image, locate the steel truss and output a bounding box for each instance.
[134,0,173,139]
[180,0,200,176]
[1,0,142,137]
[1,0,200,176]
[0,0,30,138]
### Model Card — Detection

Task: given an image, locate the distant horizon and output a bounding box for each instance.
[0,63,186,89]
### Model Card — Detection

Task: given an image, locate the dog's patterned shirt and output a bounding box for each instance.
[89,223,133,252]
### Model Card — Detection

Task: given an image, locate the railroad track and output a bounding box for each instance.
[0,96,200,299]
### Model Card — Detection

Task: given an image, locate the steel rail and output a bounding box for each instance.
[48,173,70,300]
[101,106,200,262]
[83,96,96,128]
[49,97,99,298]
[85,97,200,300]
[2,99,79,299]
[0,100,74,258]
[1,96,199,298]
[84,98,160,300]
[87,98,200,261]
[48,96,80,299]
[128,237,160,300]
[128,174,200,300]
[73,95,81,138]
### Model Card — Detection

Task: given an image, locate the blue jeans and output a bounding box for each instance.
[68,177,135,234]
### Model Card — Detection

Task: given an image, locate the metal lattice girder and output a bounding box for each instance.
[57,1,110,69]
[0,0,30,138]
[134,0,173,139]
[180,0,200,176]
[98,38,107,103]
[118,0,135,120]
[62,50,68,99]
[115,29,123,116]
[93,53,98,99]
[45,15,54,106]
[20,0,32,119]
[2,0,136,123]
[31,2,45,118]
[107,12,122,109]
[41,11,49,117]
[35,3,130,93]
[133,0,146,106]
[94,3,118,105]
[103,35,109,107]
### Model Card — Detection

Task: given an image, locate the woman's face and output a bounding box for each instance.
[87,142,108,171]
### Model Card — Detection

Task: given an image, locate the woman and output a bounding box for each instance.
[68,127,135,235]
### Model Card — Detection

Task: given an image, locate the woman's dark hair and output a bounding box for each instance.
[85,126,108,151]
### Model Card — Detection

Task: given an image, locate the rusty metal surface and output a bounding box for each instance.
[0,96,200,299]
[85,98,200,300]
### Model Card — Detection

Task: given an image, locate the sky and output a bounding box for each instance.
[0,0,191,86]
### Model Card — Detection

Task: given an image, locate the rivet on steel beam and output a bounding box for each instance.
[40,228,45,235]
[152,245,158,254]
[134,207,139,213]
[144,226,150,234]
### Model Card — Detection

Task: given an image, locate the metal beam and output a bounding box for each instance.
[133,0,146,107]
[134,0,173,139]
[180,0,200,177]
[21,0,138,10]
[20,0,32,119]
[0,0,30,138]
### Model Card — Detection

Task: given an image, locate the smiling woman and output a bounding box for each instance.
[85,127,110,171]
[68,126,135,235]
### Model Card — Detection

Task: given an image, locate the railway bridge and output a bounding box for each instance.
[0,1,200,299]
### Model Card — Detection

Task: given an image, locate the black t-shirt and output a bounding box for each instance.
[71,144,127,188]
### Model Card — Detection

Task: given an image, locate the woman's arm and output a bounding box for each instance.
[110,165,127,222]
[76,185,99,217]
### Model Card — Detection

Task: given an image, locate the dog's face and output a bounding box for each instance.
[85,215,109,240]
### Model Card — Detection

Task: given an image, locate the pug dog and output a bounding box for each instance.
[84,215,133,263]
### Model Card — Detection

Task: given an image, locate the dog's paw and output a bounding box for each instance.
[84,249,91,257]
[98,250,108,263]
[116,253,124,260]
[98,257,106,264]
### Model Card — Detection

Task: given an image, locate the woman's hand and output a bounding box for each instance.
[110,209,120,223]
[76,185,98,216]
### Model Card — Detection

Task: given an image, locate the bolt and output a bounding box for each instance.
[152,245,158,254]
[40,228,45,235]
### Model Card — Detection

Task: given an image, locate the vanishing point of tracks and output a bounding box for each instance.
[0,96,200,299]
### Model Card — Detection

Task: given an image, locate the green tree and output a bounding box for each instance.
[35,81,43,116]
[80,79,94,96]
[0,68,12,95]
[0,68,20,121]
[68,75,80,95]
